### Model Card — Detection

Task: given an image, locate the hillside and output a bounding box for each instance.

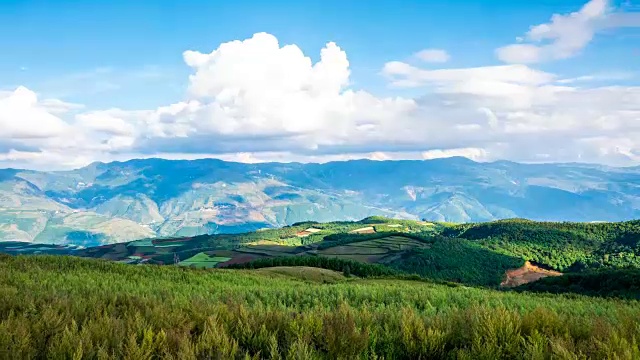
[3,158,640,245]
[0,254,638,359]
[516,269,640,299]
[4,217,639,288]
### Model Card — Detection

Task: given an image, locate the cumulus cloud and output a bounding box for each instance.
[414,49,450,63]
[496,0,639,64]
[0,87,72,139]
[130,32,417,153]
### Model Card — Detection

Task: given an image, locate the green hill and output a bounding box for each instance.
[3,217,640,289]
[444,219,640,271]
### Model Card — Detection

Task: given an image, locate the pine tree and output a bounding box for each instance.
[343,265,351,277]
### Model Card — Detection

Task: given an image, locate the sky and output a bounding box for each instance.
[0,0,639,170]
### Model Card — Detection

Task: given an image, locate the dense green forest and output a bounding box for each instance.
[226,255,400,278]
[1,255,640,359]
[386,237,525,286]
[516,269,640,300]
[443,219,640,271]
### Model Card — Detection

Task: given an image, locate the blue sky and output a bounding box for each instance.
[2,0,637,107]
[0,0,639,169]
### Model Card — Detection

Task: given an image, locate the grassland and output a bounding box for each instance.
[1,255,639,359]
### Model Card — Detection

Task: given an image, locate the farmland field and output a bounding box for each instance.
[317,245,390,255]
[177,252,231,268]
[319,253,388,263]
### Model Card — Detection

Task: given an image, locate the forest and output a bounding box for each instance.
[442,219,640,271]
[516,268,640,299]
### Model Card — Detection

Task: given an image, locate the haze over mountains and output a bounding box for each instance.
[1,156,639,246]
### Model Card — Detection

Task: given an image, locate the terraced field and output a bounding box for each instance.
[316,235,430,263]
[235,244,304,256]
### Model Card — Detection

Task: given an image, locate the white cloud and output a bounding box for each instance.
[1,31,640,169]
[414,49,450,63]
[40,98,85,114]
[75,111,136,136]
[380,50,640,164]
[383,63,555,88]
[556,72,635,84]
[495,44,543,64]
[383,62,564,110]
[0,87,72,139]
[134,32,416,151]
[496,0,639,64]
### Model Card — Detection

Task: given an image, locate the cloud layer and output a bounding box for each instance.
[0,1,639,170]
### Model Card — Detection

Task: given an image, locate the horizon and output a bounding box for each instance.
[2,154,636,173]
[1,0,639,170]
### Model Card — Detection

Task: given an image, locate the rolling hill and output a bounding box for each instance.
[4,217,639,289]
[3,216,639,358]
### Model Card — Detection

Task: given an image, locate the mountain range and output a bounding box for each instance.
[1,156,639,246]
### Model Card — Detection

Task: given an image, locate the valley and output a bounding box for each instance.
[4,216,639,290]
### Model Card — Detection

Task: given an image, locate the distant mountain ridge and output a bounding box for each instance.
[1,156,640,246]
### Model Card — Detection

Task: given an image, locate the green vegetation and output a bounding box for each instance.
[445,219,640,271]
[6,217,640,288]
[1,255,639,359]
[226,255,399,278]
[317,232,428,250]
[386,237,525,286]
[177,252,231,269]
[516,269,640,300]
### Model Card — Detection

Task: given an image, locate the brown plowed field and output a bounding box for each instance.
[501,261,562,287]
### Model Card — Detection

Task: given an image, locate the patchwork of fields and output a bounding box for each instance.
[63,219,439,270]
[4,217,640,290]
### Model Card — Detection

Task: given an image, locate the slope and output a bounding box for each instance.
[0,254,638,359]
